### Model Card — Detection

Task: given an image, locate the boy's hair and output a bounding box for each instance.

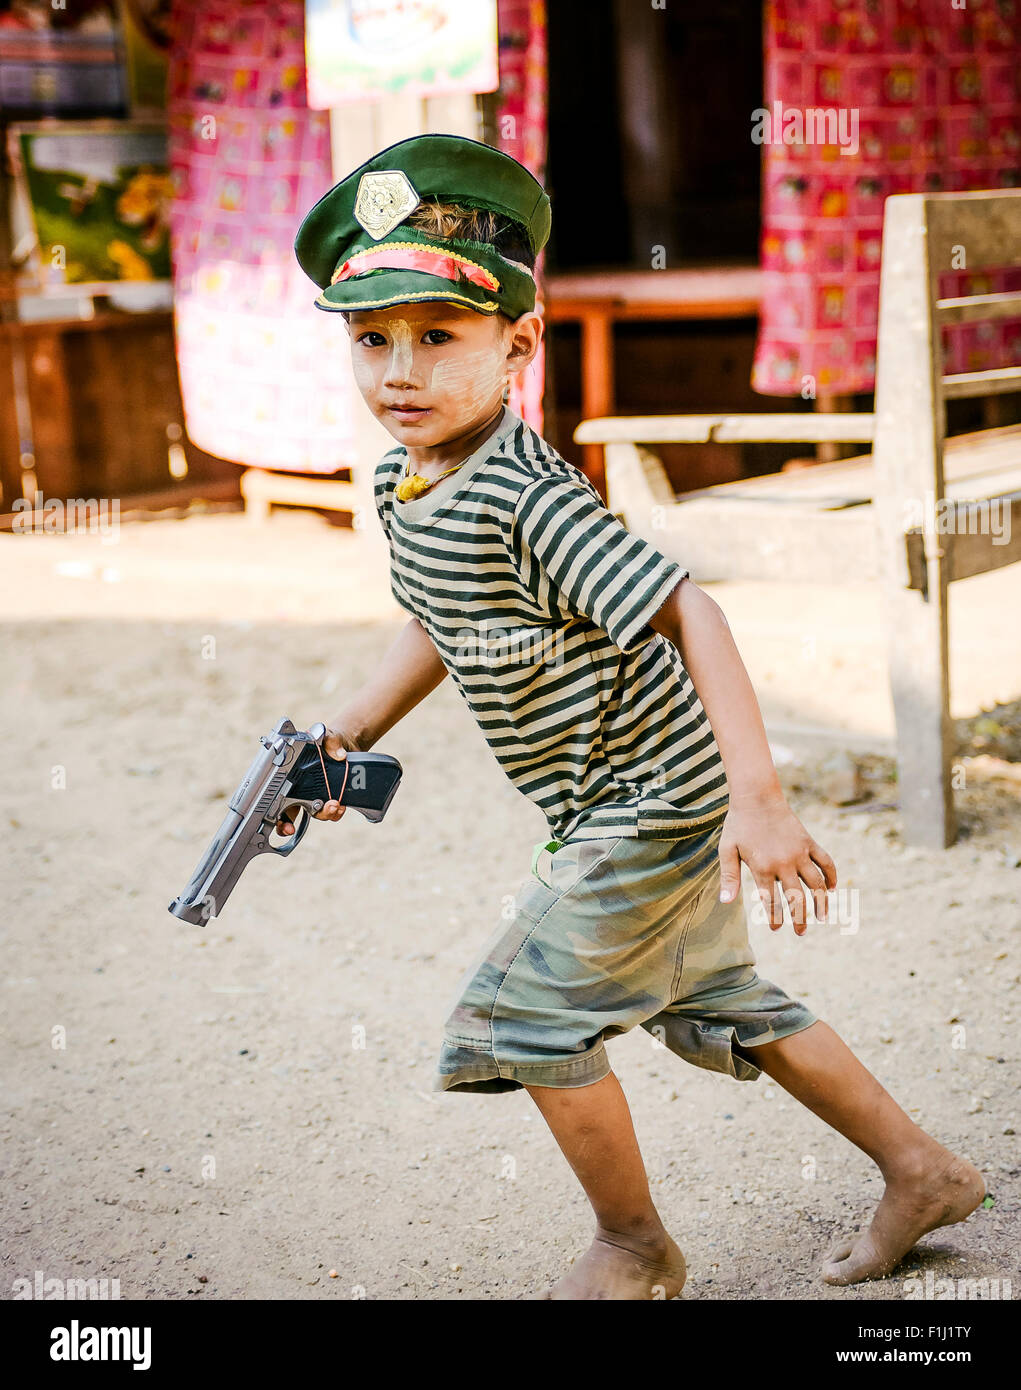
[405,198,537,272]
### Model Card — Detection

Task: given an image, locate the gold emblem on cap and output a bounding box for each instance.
[354,170,421,241]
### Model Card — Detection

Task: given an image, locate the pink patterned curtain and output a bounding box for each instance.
[753,0,1021,398]
[168,0,354,472]
[495,0,548,431]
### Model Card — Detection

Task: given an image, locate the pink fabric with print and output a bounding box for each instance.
[753,0,1021,397]
[168,0,355,472]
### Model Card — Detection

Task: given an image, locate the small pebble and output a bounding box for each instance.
[328,1269,338,1279]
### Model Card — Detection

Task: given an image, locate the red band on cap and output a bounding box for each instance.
[333,244,501,292]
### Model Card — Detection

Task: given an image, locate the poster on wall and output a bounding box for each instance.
[8,121,172,293]
[304,0,499,108]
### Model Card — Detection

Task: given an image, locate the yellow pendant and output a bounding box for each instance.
[395,460,464,501]
[395,473,436,502]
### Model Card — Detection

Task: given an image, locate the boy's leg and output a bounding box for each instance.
[524,1071,687,1300]
[736,1020,985,1284]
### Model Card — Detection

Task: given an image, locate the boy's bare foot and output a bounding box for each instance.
[822,1144,986,1286]
[532,1225,687,1300]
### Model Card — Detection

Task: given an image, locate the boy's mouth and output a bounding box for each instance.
[385,402,433,422]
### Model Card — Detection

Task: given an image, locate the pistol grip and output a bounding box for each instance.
[287,749,403,823]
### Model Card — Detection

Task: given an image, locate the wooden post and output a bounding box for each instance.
[578,307,613,498]
[0,122,33,509]
[814,392,855,462]
[872,195,956,848]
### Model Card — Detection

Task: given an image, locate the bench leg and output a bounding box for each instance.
[239,469,271,524]
[872,192,956,849]
[884,565,956,848]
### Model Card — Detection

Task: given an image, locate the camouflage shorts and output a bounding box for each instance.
[433,822,817,1094]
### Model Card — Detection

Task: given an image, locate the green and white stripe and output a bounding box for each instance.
[374,408,728,841]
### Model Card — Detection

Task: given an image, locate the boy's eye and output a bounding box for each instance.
[357,331,387,346]
[422,329,452,345]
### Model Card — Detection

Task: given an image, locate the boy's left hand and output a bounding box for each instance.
[717,787,837,934]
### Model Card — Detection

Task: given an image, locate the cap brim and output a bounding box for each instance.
[315,268,501,316]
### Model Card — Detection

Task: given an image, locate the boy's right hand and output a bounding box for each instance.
[274,727,357,836]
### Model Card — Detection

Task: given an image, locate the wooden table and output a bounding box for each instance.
[0,307,238,512]
[544,265,762,491]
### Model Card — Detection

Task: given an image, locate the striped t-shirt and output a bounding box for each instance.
[373,406,729,842]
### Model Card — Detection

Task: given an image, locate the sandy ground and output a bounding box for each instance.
[2,506,1019,1302]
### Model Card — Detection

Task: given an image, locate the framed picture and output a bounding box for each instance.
[304,0,499,108]
[8,120,172,293]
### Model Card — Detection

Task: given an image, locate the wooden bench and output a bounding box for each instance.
[239,466,356,524]
[544,265,762,485]
[575,189,1021,849]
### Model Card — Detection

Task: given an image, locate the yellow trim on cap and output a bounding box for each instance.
[316,288,501,313]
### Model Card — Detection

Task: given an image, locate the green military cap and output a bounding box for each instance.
[293,133,551,319]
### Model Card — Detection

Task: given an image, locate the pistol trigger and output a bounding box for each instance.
[267,804,311,855]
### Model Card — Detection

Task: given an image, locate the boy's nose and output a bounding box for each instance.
[383,320,419,388]
[382,353,420,390]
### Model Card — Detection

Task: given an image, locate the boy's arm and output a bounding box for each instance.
[325,615,448,753]
[649,578,836,933]
[277,616,447,833]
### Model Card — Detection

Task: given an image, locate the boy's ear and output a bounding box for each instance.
[505,310,543,375]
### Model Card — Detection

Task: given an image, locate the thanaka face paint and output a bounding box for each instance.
[430,346,507,418]
[344,302,536,465]
[382,317,415,383]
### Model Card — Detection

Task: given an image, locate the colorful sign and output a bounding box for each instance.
[304,0,498,108]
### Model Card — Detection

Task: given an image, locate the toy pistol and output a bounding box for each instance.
[168,716,402,925]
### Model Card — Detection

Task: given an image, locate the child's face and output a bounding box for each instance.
[345,301,537,447]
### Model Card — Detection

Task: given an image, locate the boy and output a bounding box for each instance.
[286,135,984,1300]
